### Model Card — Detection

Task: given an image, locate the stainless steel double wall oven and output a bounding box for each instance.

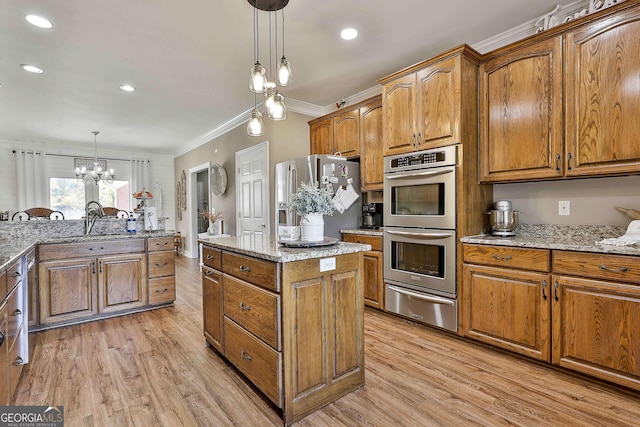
[383,145,458,332]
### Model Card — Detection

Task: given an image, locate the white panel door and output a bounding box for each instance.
[236,141,269,236]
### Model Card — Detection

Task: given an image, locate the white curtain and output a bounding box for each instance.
[15,150,48,210]
[131,159,150,204]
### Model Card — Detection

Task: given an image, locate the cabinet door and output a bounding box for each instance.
[463,264,551,361]
[203,267,223,353]
[382,74,417,156]
[363,250,384,310]
[38,258,97,324]
[309,119,333,155]
[565,7,640,177]
[416,55,460,149]
[98,253,147,313]
[480,36,563,182]
[552,275,640,391]
[333,108,360,158]
[360,100,383,191]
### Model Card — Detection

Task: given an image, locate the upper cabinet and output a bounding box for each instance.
[360,99,383,191]
[480,2,640,183]
[309,105,362,159]
[309,118,333,156]
[379,45,480,156]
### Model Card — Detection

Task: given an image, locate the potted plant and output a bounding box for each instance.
[289,182,334,242]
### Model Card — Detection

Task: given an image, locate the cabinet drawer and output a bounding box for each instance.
[463,244,550,272]
[148,252,175,278]
[148,236,174,252]
[8,326,25,401]
[149,277,176,304]
[6,285,23,349]
[223,252,278,292]
[553,251,640,284]
[7,259,22,292]
[224,317,282,407]
[202,246,222,271]
[38,239,145,261]
[343,233,382,251]
[224,275,280,350]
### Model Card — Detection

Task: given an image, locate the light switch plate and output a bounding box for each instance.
[559,200,571,216]
[319,257,336,272]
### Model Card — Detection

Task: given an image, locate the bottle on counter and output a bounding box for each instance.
[127,212,136,233]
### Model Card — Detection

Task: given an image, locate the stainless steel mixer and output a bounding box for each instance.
[487,200,519,236]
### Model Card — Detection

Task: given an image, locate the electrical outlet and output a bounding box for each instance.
[559,200,571,216]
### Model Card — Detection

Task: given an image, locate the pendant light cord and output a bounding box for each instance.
[281,1,285,56]
[253,7,258,63]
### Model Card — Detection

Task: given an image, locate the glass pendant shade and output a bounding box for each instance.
[277,56,292,86]
[247,108,265,136]
[268,91,287,120]
[249,62,267,93]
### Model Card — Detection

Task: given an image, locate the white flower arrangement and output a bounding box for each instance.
[288,182,334,216]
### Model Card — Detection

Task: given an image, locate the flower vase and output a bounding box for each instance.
[300,213,324,242]
[207,221,218,235]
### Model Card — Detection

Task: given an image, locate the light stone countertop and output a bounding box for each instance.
[198,235,371,263]
[340,228,384,237]
[461,224,640,256]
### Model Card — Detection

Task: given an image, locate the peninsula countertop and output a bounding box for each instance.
[340,228,384,237]
[198,235,371,263]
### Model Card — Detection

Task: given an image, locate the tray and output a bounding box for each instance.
[279,237,339,248]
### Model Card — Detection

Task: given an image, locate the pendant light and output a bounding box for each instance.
[277,5,292,86]
[249,7,267,93]
[247,94,265,136]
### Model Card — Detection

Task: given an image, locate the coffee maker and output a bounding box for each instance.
[362,203,383,229]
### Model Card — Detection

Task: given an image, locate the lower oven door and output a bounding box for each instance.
[385,283,458,332]
[384,227,456,296]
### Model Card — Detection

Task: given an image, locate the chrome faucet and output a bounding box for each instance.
[85,200,105,235]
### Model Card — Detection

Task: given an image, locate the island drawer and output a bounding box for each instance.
[0,271,7,301]
[224,275,280,350]
[8,326,25,398]
[148,251,175,278]
[553,251,640,284]
[38,239,145,261]
[463,244,550,272]
[7,259,23,292]
[224,317,282,407]
[223,252,278,292]
[149,277,176,304]
[343,234,382,251]
[6,284,23,349]
[202,246,222,271]
[148,236,174,252]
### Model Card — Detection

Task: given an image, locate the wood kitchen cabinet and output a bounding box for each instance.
[379,45,481,156]
[148,236,176,305]
[462,244,551,361]
[343,233,383,309]
[309,108,359,158]
[480,1,640,183]
[309,118,332,156]
[359,99,383,191]
[202,246,223,353]
[0,299,8,406]
[97,253,147,314]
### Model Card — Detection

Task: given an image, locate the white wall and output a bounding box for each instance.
[0,139,176,230]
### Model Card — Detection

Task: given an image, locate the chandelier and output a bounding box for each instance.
[247,0,292,136]
[75,131,115,185]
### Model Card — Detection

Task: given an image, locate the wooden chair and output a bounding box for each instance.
[12,207,64,220]
[102,207,130,218]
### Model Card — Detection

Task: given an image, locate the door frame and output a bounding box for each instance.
[235,141,270,236]
[187,161,210,258]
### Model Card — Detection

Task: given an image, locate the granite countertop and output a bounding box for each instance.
[461,224,640,256]
[341,228,384,237]
[199,235,371,263]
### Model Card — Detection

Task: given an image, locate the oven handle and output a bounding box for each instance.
[385,230,453,239]
[384,169,453,180]
[387,285,455,306]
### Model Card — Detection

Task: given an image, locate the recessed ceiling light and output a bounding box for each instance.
[25,14,53,29]
[20,64,44,74]
[341,28,358,40]
[119,84,136,92]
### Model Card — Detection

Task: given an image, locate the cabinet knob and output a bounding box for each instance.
[239,265,251,273]
[240,302,251,311]
[14,309,22,316]
[241,350,252,361]
[15,356,24,366]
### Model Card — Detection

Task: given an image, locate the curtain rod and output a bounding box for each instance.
[12,150,150,162]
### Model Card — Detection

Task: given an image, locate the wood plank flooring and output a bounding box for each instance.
[15,255,640,426]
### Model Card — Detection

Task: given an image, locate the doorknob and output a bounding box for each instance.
[260,224,266,228]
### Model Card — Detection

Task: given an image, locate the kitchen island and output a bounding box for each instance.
[199,235,370,425]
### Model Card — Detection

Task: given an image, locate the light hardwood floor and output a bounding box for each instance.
[16,255,640,426]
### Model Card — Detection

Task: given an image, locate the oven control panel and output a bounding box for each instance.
[384,145,457,173]
[391,151,445,168]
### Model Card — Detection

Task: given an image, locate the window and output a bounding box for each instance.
[50,178,85,219]
[98,180,130,212]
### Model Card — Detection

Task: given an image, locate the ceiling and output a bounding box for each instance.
[0,0,578,155]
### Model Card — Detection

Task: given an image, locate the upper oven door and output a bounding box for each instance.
[383,165,456,229]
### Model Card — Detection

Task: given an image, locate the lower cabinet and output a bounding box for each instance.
[98,253,147,313]
[0,301,9,406]
[463,243,640,392]
[202,267,223,353]
[343,233,384,309]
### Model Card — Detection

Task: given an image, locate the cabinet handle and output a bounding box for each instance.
[491,254,512,261]
[15,356,24,366]
[599,265,629,273]
[542,280,547,301]
[14,309,22,316]
[156,288,168,293]
[0,331,4,346]
[417,132,421,146]
[567,152,573,171]
[155,262,168,267]
[240,302,251,311]
[239,265,251,273]
[157,242,169,246]
[555,154,561,172]
[92,261,96,274]
[99,261,103,274]
[241,350,252,361]
[13,271,21,277]
[554,280,559,302]
[204,269,216,276]
[206,255,215,260]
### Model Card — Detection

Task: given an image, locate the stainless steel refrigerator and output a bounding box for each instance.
[275,155,361,241]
